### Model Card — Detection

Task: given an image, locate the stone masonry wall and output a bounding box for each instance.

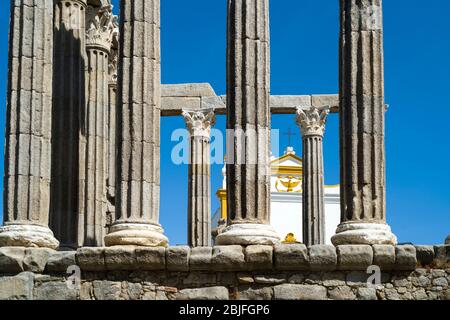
[0,244,449,300]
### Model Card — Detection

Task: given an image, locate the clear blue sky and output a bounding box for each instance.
[0,0,449,245]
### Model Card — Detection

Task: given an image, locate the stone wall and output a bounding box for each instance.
[0,244,449,300]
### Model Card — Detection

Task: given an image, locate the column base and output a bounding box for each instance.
[104,223,169,247]
[0,224,59,249]
[331,222,397,246]
[446,235,450,245]
[215,223,281,246]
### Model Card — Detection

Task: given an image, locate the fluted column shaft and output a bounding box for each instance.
[296,107,329,246]
[79,5,118,247]
[332,0,397,245]
[104,0,168,247]
[0,0,59,249]
[216,0,279,245]
[50,0,87,249]
[183,109,216,247]
[106,79,117,231]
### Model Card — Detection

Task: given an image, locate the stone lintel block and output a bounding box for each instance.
[161,83,216,98]
[274,244,309,271]
[135,247,166,271]
[166,246,190,272]
[76,247,106,272]
[176,286,229,300]
[337,245,373,271]
[244,245,273,271]
[309,245,337,271]
[372,245,396,271]
[311,94,339,109]
[433,245,450,269]
[415,245,435,267]
[46,251,77,273]
[211,246,245,271]
[104,246,138,271]
[161,97,202,112]
[190,247,213,271]
[0,247,26,273]
[395,245,417,271]
[23,248,55,273]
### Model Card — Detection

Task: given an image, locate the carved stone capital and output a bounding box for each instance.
[182,109,216,138]
[296,106,330,137]
[86,4,118,52]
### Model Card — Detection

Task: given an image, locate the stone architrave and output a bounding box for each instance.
[332,0,397,245]
[296,106,330,246]
[182,109,216,247]
[104,0,169,247]
[216,0,280,245]
[79,4,118,246]
[0,0,59,249]
[51,0,88,249]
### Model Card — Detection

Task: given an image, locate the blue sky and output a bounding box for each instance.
[0,0,449,245]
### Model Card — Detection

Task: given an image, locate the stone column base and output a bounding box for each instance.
[215,223,280,246]
[0,224,59,249]
[104,223,169,247]
[445,235,450,245]
[331,222,397,246]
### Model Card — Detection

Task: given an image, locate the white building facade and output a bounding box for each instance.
[213,147,341,245]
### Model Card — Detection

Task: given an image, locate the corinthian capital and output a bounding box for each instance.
[182,109,216,138]
[86,3,119,52]
[296,106,330,137]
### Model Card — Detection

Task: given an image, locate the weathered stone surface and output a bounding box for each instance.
[105,247,138,271]
[0,272,34,300]
[23,248,55,273]
[216,0,280,246]
[328,286,356,300]
[395,245,417,271]
[51,0,87,249]
[296,106,329,246]
[183,109,215,247]
[1,0,59,250]
[244,245,273,270]
[34,282,78,300]
[238,286,273,300]
[176,287,229,300]
[104,0,169,247]
[135,247,166,271]
[434,245,450,268]
[357,287,378,300]
[273,284,327,300]
[274,244,309,271]
[166,246,190,272]
[76,247,106,271]
[92,281,122,300]
[254,275,286,285]
[212,246,245,271]
[415,245,435,266]
[373,245,396,270]
[309,245,337,271]
[337,245,373,271]
[0,247,26,273]
[332,0,397,246]
[46,251,77,273]
[190,247,212,271]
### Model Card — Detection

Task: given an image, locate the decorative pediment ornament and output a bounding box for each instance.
[182,109,216,138]
[86,4,119,52]
[295,106,330,137]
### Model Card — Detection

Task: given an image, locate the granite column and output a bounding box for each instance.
[0,0,59,249]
